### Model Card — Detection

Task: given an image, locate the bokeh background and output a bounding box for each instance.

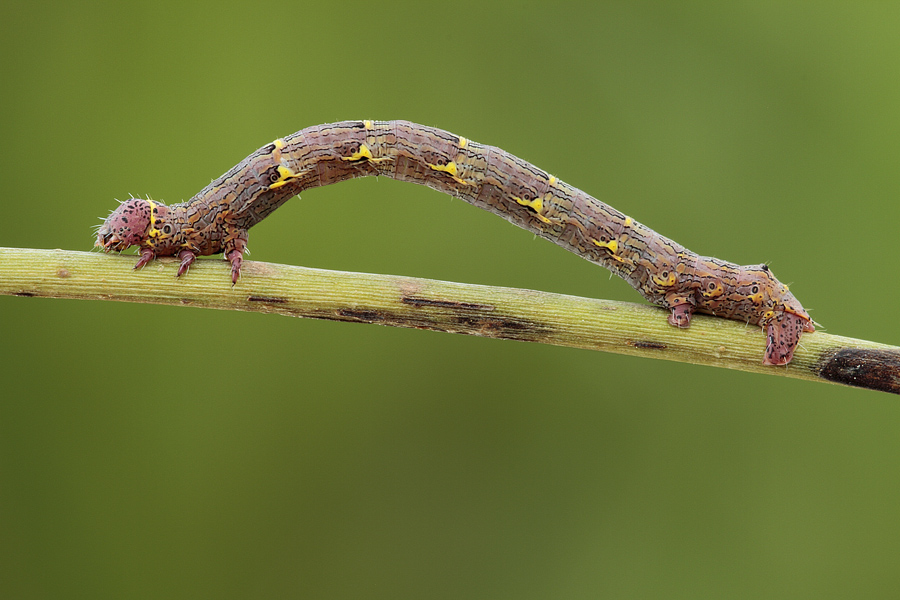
[2,2,900,598]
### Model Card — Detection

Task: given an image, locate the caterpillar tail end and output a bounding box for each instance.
[763,311,812,366]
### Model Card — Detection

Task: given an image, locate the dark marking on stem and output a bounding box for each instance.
[56,268,70,278]
[455,316,527,330]
[248,296,288,304]
[817,348,900,394]
[338,309,386,322]
[14,291,36,297]
[453,315,553,340]
[401,296,494,311]
[324,308,551,341]
[631,340,668,350]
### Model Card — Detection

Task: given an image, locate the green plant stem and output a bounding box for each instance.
[2,247,898,394]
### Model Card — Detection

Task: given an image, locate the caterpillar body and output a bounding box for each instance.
[97,120,814,365]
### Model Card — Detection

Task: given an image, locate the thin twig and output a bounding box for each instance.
[1,247,898,394]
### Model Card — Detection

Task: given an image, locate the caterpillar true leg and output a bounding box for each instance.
[176,249,197,277]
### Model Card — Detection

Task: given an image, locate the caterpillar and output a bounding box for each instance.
[96,120,814,365]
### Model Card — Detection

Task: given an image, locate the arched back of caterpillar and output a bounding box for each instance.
[97,120,814,365]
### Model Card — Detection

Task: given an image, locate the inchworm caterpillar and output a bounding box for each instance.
[97,120,814,365]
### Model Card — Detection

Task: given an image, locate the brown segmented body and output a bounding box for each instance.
[97,120,814,365]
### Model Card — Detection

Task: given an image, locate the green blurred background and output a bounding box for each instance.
[2,1,900,598]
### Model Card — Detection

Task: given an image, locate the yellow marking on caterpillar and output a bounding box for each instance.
[549,175,557,186]
[268,165,303,189]
[273,139,285,150]
[458,136,467,149]
[430,160,458,176]
[701,282,724,298]
[652,270,677,287]
[180,237,201,254]
[429,161,472,186]
[624,216,633,227]
[364,120,374,129]
[146,199,165,241]
[592,238,624,262]
[747,285,765,304]
[597,238,618,254]
[342,144,374,162]
[514,196,552,224]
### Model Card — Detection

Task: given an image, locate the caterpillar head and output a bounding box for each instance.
[96,199,155,252]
